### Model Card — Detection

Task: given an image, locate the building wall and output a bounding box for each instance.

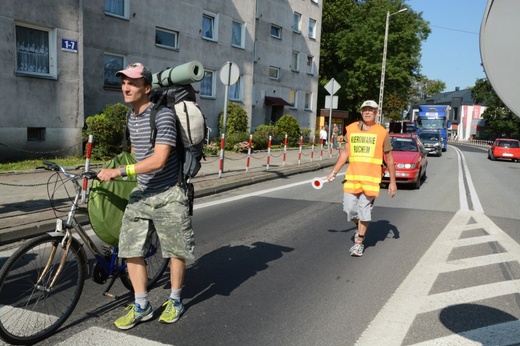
[0,0,83,161]
[0,0,321,161]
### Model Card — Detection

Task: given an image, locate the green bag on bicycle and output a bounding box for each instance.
[88,152,137,246]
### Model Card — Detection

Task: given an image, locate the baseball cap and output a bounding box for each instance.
[360,100,379,110]
[115,63,152,85]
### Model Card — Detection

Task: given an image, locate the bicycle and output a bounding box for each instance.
[0,161,169,345]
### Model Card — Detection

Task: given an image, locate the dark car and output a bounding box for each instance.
[418,130,443,157]
[488,138,520,162]
[382,133,428,189]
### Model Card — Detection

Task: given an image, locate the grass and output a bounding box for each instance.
[0,157,105,172]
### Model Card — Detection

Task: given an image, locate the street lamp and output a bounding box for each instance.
[378,7,408,125]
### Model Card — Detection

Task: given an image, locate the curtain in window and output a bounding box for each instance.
[232,22,241,46]
[230,77,241,100]
[16,26,49,73]
[105,0,124,15]
[202,15,214,39]
[201,71,213,96]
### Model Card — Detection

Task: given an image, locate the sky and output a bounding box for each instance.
[405,0,488,92]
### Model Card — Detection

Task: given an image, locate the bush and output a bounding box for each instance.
[218,102,248,136]
[83,103,129,160]
[252,125,278,150]
[224,131,251,151]
[300,128,312,144]
[275,115,301,147]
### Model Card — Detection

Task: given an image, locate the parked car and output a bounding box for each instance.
[488,138,520,162]
[418,130,443,157]
[382,133,428,189]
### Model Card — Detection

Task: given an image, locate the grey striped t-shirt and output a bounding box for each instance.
[127,104,179,193]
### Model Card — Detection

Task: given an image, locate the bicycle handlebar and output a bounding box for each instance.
[42,161,98,181]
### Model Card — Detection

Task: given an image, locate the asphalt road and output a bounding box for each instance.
[1,143,520,345]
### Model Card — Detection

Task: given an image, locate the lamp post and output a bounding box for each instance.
[378,7,408,125]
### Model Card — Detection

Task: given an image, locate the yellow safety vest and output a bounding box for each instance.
[343,123,387,197]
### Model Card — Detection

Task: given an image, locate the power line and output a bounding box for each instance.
[431,25,479,35]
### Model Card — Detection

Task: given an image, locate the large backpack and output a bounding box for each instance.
[148,84,208,181]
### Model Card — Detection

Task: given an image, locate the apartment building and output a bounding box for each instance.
[0,0,321,161]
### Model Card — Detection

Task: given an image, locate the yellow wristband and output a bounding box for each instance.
[126,164,136,177]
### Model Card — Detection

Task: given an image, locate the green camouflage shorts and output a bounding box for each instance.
[118,185,195,262]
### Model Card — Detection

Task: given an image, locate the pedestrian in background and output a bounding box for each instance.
[319,126,328,145]
[326,100,397,257]
[332,123,340,149]
[97,63,194,329]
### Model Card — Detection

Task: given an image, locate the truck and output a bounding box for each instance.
[415,105,450,151]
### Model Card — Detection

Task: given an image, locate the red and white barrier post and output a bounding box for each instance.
[245,134,253,173]
[320,139,324,161]
[266,135,272,170]
[282,134,288,166]
[81,135,93,203]
[329,135,333,158]
[218,133,225,178]
[298,136,303,165]
[311,138,315,162]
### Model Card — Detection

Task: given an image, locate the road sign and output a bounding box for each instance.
[220,61,240,86]
[324,78,341,95]
[325,95,338,109]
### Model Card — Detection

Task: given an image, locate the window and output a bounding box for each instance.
[202,12,218,41]
[103,54,124,88]
[308,18,317,39]
[229,76,243,101]
[271,24,282,39]
[269,66,280,80]
[104,0,129,18]
[304,92,312,110]
[292,51,300,72]
[293,12,302,33]
[289,90,298,109]
[306,55,315,75]
[27,127,45,141]
[15,24,57,77]
[232,20,245,48]
[200,70,216,98]
[155,28,178,50]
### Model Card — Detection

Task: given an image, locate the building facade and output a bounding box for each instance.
[0,0,321,161]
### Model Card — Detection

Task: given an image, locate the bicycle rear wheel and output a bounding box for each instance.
[120,230,169,292]
[0,234,87,345]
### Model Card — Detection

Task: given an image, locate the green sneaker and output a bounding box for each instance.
[159,299,184,324]
[114,303,154,330]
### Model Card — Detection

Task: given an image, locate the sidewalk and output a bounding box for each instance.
[0,147,338,245]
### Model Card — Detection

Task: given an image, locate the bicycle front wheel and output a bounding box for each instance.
[0,234,87,345]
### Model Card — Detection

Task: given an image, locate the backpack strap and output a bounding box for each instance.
[123,110,131,152]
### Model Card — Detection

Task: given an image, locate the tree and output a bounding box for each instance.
[408,75,446,103]
[472,78,520,139]
[320,0,430,119]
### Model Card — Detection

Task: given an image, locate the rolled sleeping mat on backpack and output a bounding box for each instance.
[152,60,205,89]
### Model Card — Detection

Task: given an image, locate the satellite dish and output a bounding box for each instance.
[480,0,520,118]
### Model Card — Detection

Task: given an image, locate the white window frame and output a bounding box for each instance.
[202,11,219,42]
[231,20,245,48]
[200,70,216,98]
[308,18,317,39]
[103,53,125,88]
[292,51,300,72]
[229,75,243,102]
[15,23,57,78]
[311,0,319,4]
[271,24,282,39]
[104,0,129,19]
[293,12,302,33]
[306,55,315,75]
[304,92,312,110]
[289,90,298,109]
[155,27,179,50]
[269,66,280,80]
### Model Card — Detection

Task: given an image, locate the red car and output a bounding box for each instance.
[382,134,428,189]
[488,138,520,162]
